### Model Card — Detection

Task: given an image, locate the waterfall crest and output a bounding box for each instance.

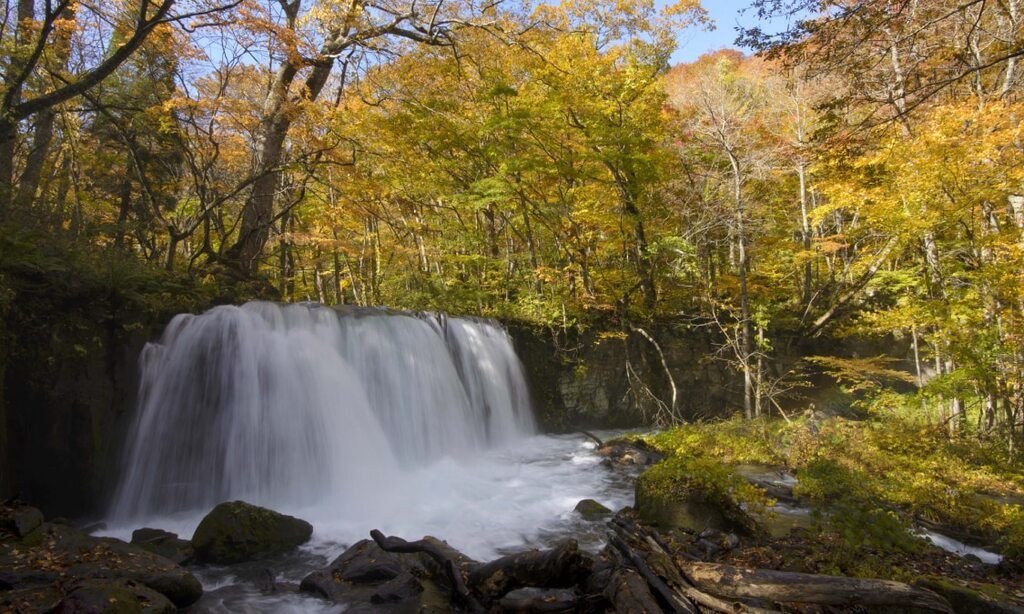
[109,302,535,521]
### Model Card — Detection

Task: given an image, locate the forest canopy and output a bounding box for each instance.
[1,0,1022,443]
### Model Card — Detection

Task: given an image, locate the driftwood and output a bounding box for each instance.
[610,515,773,614]
[369,512,957,614]
[370,529,591,612]
[681,561,955,613]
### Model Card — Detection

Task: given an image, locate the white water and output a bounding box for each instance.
[137,434,633,613]
[105,303,634,567]
[109,302,537,523]
[917,529,1004,565]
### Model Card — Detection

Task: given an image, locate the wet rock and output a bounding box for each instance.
[53,579,176,613]
[0,503,44,540]
[254,568,278,594]
[300,539,405,600]
[78,521,107,534]
[0,522,203,608]
[595,438,664,466]
[371,572,424,604]
[131,527,194,564]
[301,539,448,612]
[574,499,613,520]
[191,500,313,564]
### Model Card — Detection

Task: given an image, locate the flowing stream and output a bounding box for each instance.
[104,301,634,611]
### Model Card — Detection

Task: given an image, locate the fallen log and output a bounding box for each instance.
[681,561,954,613]
[602,567,665,613]
[609,534,700,614]
[610,515,775,614]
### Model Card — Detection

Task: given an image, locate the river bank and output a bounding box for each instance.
[5,419,1024,612]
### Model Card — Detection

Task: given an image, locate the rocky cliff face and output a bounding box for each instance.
[507,321,914,432]
[1,296,158,518]
[507,323,741,431]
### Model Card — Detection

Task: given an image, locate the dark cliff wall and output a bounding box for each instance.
[507,321,914,432]
[0,288,163,518]
[508,322,743,431]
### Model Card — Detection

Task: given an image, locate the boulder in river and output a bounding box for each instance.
[191,500,313,564]
[131,527,194,565]
[574,499,612,520]
[300,538,448,612]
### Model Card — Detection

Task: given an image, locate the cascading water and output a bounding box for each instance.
[104,299,633,614]
[109,301,536,522]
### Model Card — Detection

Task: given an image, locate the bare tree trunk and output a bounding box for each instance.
[729,152,754,419]
[1001,0,1019,96]
[798,163,812,305]
[333,245,344,305]
[164,233,180,271]
[518,192,542,294]
[681,562,952,613]
[912,325,929,422]
[114,177,132,250]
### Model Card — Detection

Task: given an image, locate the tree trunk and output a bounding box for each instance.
[797,163,812,305]
[12,2,73,211]
[227,61,298,276]
[729,152,754,420]
[0,0,37,211]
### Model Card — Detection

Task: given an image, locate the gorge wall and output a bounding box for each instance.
[1,295,907,519]
[508,323,742,431]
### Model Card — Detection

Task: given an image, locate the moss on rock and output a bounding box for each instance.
[191,500,313,564]
[635,456,764,535]
[574,499,613,520]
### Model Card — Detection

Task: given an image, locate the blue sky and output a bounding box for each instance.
[664,0,802,64]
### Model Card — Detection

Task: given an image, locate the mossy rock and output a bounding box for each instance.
[574,499,612,520]
[55,579,176,613]
[191,501,313,565]
[0,503,44,545]
[635,460,760,536]
[0,523,202,608]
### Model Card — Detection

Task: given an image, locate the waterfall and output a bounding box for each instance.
[109,302,535,521]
